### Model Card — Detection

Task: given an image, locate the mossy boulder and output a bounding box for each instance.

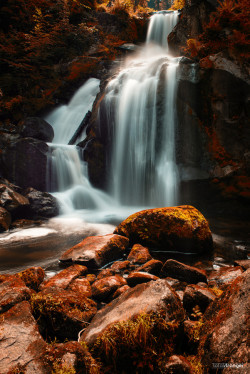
[114,205,213,254]
[198,269,250,372]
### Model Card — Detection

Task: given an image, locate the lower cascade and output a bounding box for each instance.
[46,11,181,221]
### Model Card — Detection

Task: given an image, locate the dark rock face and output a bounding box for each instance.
[20,117,54,142]
[199,269,250,371]
[0,183,29,214]
[168,0,216,56]
[183,284,216,313]
[0,301,49,374]
[24,187,59,218]
[161,259,207,284]
[2,138,48,191]
[0,206,11,232]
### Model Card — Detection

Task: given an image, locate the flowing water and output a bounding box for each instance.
[0,11,183,272]
[47,11,180,219]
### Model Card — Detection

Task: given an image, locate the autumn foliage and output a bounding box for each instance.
[185,0,250,60]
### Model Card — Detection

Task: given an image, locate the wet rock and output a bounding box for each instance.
[127,272,159,287]
[233,259,250,271]
[2,138,49,191]
[127,243,152,264]
[111,260,131,272]
[10,218,43,229]
[40,264,87,290]
[81,279,185,345]
[86,273,96,284]
[0,301,49,374]
[32,288,97,341]
[163,355,192,373]
[199,269,250,371]
[114,205,213,254]
[20,117,54,142]
[19,266,45,291]
[0,183,29,215]
[92,275,127,301]
[24,187,59,219]
[136,259,163,276]
[44,341,99,374]
[0,206,11,232]
[96,268,115,280]
[0,274,32,313]
[112,285,130,299]
[183,284,216,314]
[208,266,243,287]
[68,278,92,298]
[161,259,207,284]
[60,233,129,268]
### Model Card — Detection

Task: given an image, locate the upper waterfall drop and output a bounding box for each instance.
[146,11,179,49]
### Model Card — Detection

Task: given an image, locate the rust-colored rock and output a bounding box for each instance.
[0,274,32,313]
[19,266,45,291]
[183,284,216,314]
[137,259,163,276]
[114,206,213,254]
[161,259,207,284]
[163,355,193,373]
[127,243,152,264]
[31,288,97,341]
[234,259,250,270]
[111,260,131,272]
[96,268,115,280]
[0,301,49,374]
[0,206,11,232]
[112,285,130,299]
[68,278,92,298]
[208,266,243,287]
[127,271,159,287]
[60,233,129,268]
[81,279,185,346]
[198,269,250,372]
[40,264,87,290]
[92,275,127,301]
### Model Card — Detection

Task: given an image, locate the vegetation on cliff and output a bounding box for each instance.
[185,0,250,60]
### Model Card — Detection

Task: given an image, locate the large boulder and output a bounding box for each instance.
[20,117,54,142]
[2,138,49,191]
[60,233,129,268]
[81,278,185,346]
[0,301,49,374]
[24,187,59,218]
[198,269,250,372]
[114,205,213,254]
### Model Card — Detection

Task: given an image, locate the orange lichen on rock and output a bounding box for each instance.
[114,205,213,254]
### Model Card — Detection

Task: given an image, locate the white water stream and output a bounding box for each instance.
[46,11,180,222]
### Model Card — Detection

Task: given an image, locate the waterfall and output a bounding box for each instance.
[46,79,116,216]
[46,12,180,221]
[146,11,179,49]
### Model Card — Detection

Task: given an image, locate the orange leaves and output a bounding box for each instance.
[185,0,250,59]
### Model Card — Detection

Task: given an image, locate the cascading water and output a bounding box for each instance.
[46,78,116,216]
[102,11,180,208]
[46,11,180,220]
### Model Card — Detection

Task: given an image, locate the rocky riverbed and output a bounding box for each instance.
[0,205,249,373]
